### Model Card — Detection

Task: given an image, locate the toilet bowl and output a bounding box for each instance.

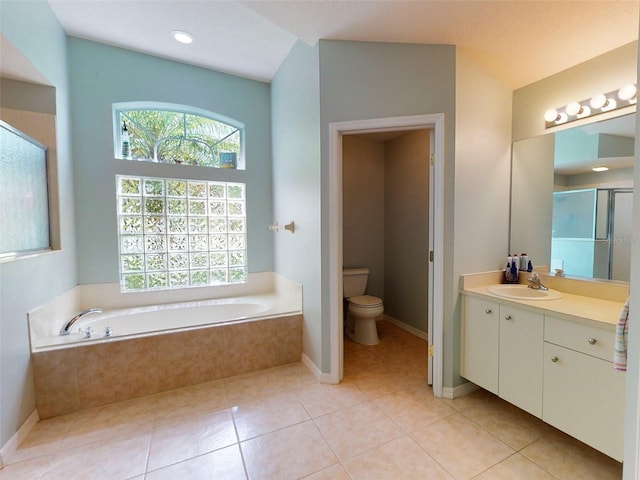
[347,294,383,345]
[343,268,384,345]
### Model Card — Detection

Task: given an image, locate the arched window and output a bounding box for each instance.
[113,103,247,292]
[113,103,243,169]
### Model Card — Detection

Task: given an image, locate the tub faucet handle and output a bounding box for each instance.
[84,326,94,338]
[104,326,112,337]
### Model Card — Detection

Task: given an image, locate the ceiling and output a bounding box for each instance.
[554,113,636,176]
[36,0,639,90]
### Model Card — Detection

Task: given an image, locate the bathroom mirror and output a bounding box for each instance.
[510,113,635,282]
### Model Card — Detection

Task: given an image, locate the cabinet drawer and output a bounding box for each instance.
[544,315,615,361]
[543,342,625,461]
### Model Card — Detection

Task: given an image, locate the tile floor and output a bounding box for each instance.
[0,320,623,479]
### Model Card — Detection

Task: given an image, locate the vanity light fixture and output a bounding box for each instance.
[172,30,194,44]
[592,166,609,172]
[543,109,568,125]
[565,102,582,116]
[618,84,637,102]
[544,84,637,129]
[590,94,609,110]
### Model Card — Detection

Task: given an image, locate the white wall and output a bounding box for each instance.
[622,21,640,479]
[513,42,637,142]
[453,51,513,388]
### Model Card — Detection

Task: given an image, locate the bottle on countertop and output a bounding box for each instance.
[505,255,519,283]
[121,121,130,159]
[520,253,528,271]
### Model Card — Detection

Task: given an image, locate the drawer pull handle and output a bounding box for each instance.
[588,338,597,345]
[485,309,492,314]
[551,356,559,363]
[504,314,512,320]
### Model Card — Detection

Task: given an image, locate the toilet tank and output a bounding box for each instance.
[343,268,369,298]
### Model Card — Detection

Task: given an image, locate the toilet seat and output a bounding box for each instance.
[349,295,383,308]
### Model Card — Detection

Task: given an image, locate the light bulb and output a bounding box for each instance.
[565,102,582,116]
[172,30,194,44]
[544,109,559,122]
[592,166,609,172]
[576,105,591,119]
[602,98,617,112]
[618,84,637,101]
[555,112,568,124]
[590,94,608,109]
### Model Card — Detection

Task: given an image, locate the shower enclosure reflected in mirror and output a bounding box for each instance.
[510,113,635,282]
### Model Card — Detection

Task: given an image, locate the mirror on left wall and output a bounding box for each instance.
[510,113,635,282]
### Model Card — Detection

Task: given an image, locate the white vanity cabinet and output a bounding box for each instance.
[461,296,499,395]
[461,295,543,416]
[498,305,543,417]
[543,315,625,461]
[461,292,625,461]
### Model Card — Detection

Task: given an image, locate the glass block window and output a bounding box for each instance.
[116,175,247,292]
[114,105,242,169]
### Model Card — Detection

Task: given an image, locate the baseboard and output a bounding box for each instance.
[0,409,39,468]
[301,353,321,380]
[442,381,479,400]
[382,314,428,341]
[301,352,337,384]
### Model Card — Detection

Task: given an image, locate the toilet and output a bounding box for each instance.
[343,268,384,345]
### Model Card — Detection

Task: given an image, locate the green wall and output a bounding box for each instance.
[271,40,323,369]
[68,38,274,284]
[0,0,76,447]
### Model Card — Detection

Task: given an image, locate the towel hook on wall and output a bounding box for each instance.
[268,221,295,234]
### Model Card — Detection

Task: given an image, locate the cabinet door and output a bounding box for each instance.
[499,306,543,417]
[461,296,499,394]
[543,342,625,461]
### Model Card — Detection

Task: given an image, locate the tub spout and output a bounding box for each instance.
[60,308,102,335]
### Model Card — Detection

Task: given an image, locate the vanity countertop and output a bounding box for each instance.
[462,284,625,328]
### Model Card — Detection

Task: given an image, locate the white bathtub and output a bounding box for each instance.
[28,273,303,352]
[30,275,305,417]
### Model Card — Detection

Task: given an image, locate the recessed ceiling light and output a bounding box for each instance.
[592,166,609,172]
[172,30,194,44]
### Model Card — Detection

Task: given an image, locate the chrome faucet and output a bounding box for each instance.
[60,308,103,335]
[527,273,548,291]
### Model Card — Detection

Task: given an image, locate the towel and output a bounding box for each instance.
[614,297,630,372]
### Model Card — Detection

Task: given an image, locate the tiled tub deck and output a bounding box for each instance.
[32,314,302,418]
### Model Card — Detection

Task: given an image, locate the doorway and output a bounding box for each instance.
[328,114,444,397]
[342,129,430,340]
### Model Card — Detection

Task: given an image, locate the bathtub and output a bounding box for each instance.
[30,294,297,351]
[29,273,304,418]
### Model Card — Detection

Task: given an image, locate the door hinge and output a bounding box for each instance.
[428,344,434,357]
[429,153,435,166]
[429,250,434,262]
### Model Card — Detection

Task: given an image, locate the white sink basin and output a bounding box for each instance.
[488,284,563,301]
